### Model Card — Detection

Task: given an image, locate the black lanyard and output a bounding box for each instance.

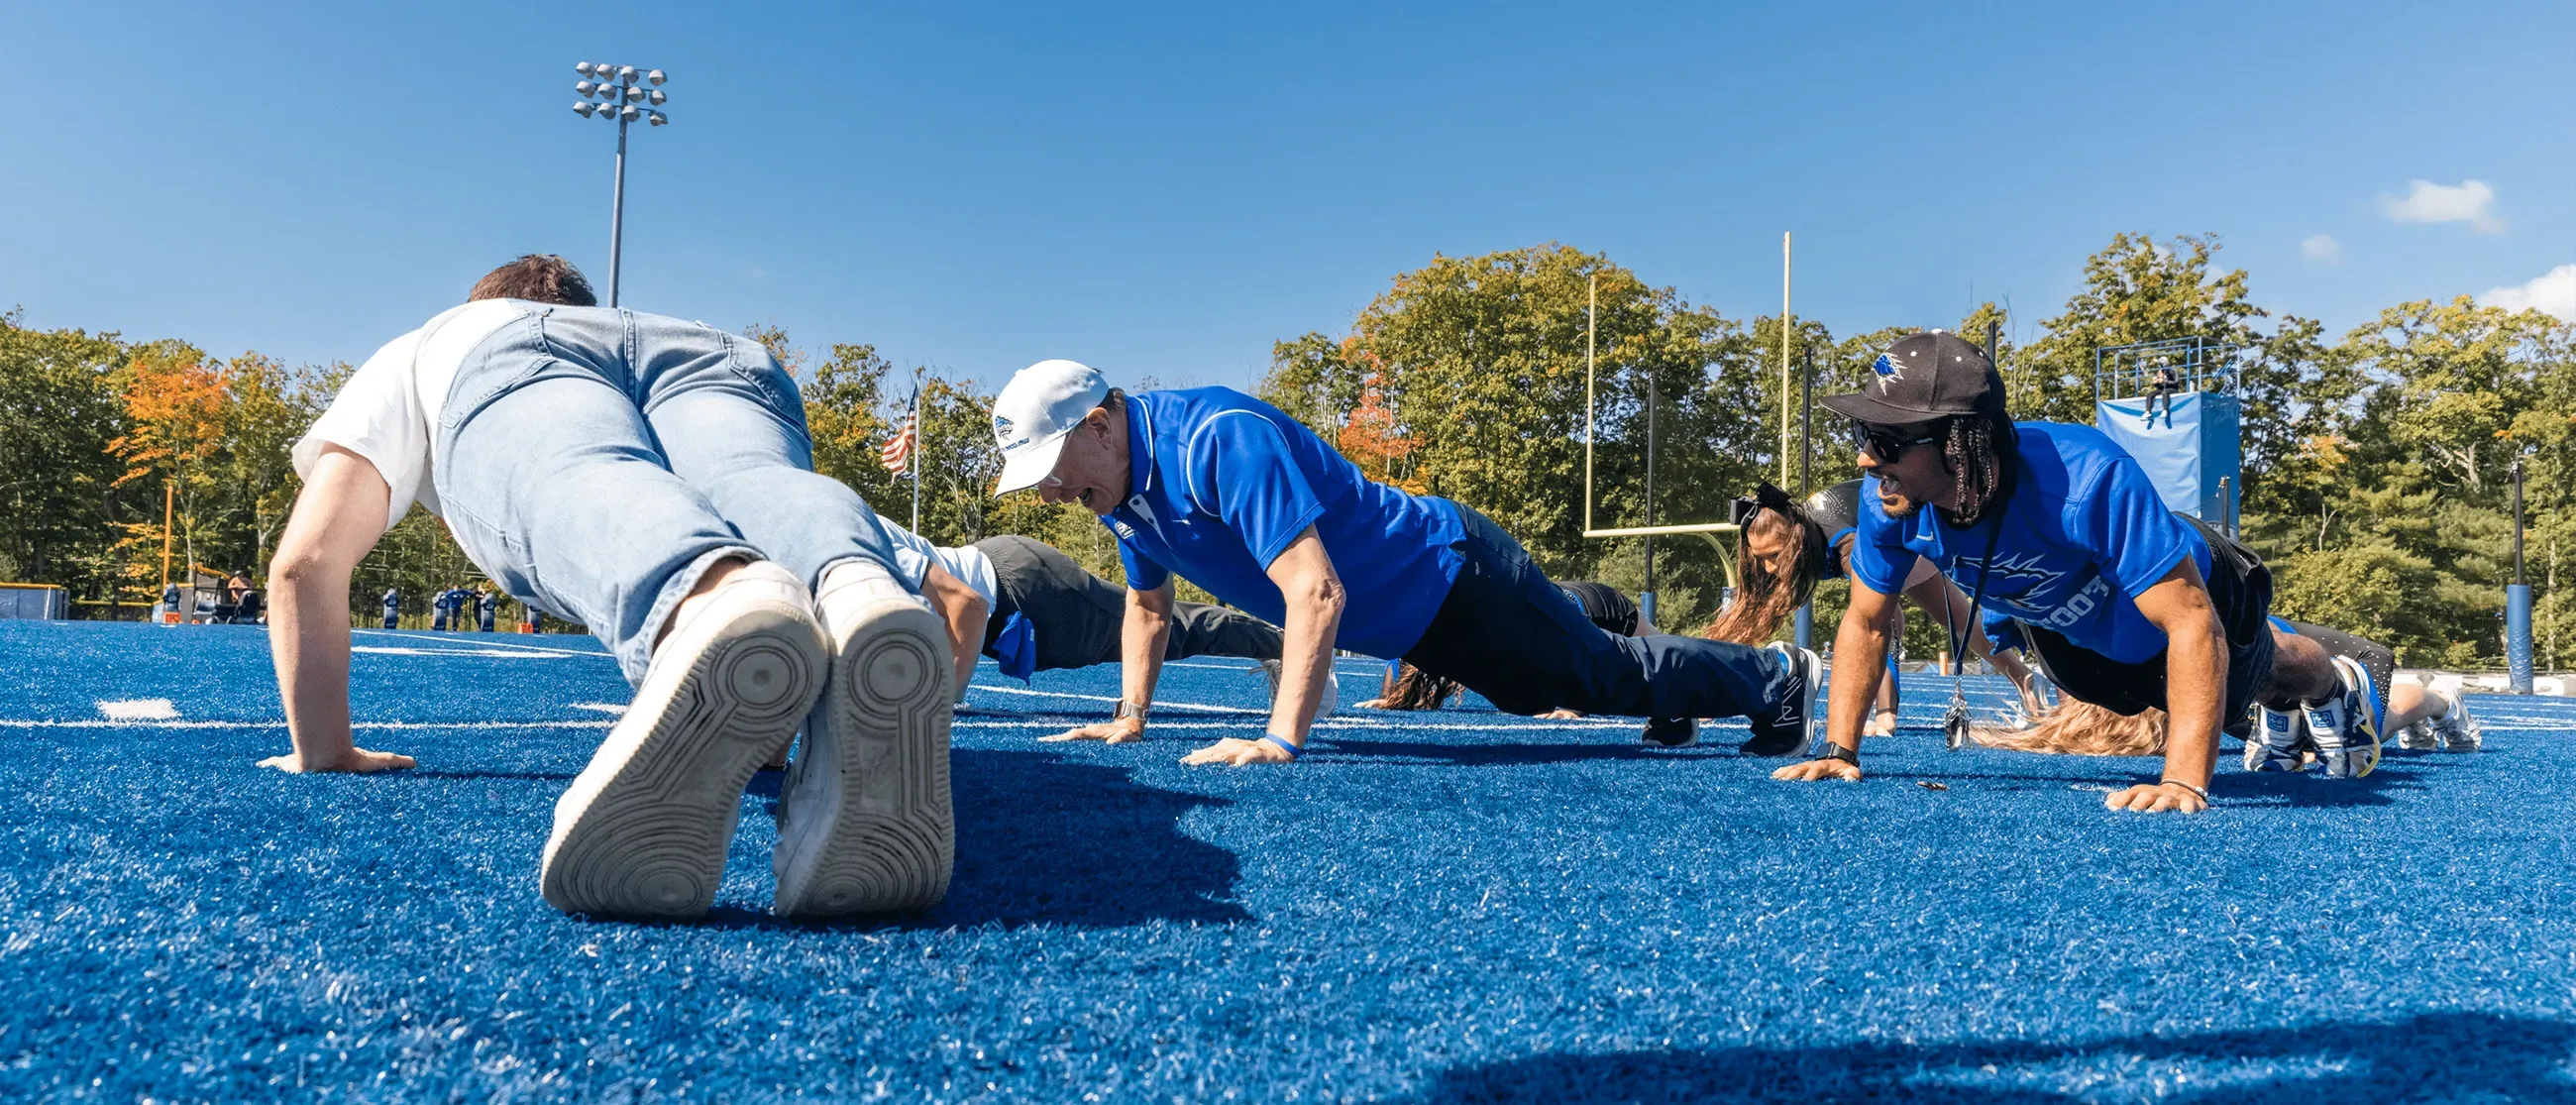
[1938,513,2005,750]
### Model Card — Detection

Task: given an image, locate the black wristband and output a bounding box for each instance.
[1821,742,1861,766]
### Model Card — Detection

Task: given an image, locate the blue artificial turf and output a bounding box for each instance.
[5,619,2576,1101]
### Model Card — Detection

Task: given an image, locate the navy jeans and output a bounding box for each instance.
[434,305,902,684]
[1402,502,1790,720]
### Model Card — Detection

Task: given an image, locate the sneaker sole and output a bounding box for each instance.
[1739,646,1820,757]
[540,605,825,920]
[774,598,955,919]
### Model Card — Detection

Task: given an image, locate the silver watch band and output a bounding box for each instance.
[1115,700,1150,722]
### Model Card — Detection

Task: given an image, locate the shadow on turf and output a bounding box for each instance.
[1412,1011,2576,1103]
[716,747,1251,931]
[1314,737,1705,766]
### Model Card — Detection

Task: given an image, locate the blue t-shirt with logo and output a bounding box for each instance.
[1848,421,2211,665]
[1104,387,1465,658]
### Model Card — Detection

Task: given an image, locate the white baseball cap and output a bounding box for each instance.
[991,359,1111,495]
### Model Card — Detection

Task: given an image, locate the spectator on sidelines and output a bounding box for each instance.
[988,360,1823,765]
[380,587,399,629]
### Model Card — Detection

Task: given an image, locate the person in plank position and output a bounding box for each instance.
[987,360,1823,764]
[1774,332,2383,813]
[263,255,953,922]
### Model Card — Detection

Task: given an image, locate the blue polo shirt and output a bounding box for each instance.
[1105,387,1465,658]
[1849,421,2210,665]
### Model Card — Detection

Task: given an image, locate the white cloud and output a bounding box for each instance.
[2383,178,2501,233]
[2301,234,2342,263]
[2481,264,2576,322]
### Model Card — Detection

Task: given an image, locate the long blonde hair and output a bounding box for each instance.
[1971,701,2167,756]
[1703,503,1828,646]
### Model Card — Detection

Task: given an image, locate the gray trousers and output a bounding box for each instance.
[970,536,1282,672]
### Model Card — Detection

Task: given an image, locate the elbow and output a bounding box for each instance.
[1295,574,1347,620]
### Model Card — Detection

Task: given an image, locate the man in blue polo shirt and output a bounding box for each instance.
[1772,332,2382,813]
[988,359,1822,765]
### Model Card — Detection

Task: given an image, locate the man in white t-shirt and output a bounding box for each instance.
[263,255,954,923]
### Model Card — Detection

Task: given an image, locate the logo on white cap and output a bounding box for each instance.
[991,359,1110,496]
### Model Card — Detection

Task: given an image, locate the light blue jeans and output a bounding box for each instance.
[434,305,903,684]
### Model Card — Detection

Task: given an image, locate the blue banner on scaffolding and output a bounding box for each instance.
[2094,392,2241,523]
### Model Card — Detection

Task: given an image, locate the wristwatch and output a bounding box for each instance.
[1821,741,1861,766]
[1114,701,1151,722]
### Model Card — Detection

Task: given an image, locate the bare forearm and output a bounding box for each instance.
[1826,607,1890,752]
[269,574,356,762]
[1268,596,1343,744]
[2160,622,2226,788]
[1121,599,1171,712]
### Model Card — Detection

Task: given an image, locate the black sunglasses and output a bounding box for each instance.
[1848,417,1946,463]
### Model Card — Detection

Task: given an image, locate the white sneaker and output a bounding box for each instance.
[2429,687,2483,752]
[1260,658,1339,719]
[774,558,956,919]
[540,561,826,920]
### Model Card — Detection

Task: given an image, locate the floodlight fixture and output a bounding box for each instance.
[563,60,671,308]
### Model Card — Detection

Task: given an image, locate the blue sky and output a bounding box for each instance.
[4,1,2569,391]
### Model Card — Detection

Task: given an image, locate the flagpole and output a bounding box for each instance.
[910,377,923,536]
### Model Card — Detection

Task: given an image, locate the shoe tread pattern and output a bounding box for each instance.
[541,607,823,920]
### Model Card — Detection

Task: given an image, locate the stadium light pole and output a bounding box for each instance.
[2510,457,2533,694]
[571,62,670,307]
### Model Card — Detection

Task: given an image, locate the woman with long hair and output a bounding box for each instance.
[1706,481,2044,731]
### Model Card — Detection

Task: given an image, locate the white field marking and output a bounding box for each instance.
[352,646,574,659]
[569,703,628,715]
[952,719,1642,732]
[350,629,608,658]
[965,684,1263,715]
[97,699,178,721]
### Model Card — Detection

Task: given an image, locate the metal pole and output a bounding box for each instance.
[1640,365,1659,629]
[1794,344,1813,649]
[1584,275,1596,533]
[608,116,629,307]
[911,383,924,536]
[1778,232,1792,486]
[2511,458,2533,693]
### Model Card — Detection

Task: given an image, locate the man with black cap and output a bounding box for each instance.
[1772,331,2382,813]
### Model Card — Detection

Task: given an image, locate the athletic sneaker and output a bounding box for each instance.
[1739,642,1822,757]
[540,561,827,920]
[1260,658,1340,719]
[2429,687,2483,752]
[2398,712,2442,752]
[2303,654,2382,780]
[1640,717,1698,747]
[774,558,957,920]
[2244,706,2308,772]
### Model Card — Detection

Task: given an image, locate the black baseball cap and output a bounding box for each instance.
[1819,331,2004,426]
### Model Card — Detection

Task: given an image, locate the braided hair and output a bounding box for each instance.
[1941,411,2017,526]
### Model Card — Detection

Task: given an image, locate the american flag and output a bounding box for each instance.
[879,411,917,476]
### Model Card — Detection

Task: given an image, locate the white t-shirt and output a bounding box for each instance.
[289,300,533,534]
[875,513,998,608]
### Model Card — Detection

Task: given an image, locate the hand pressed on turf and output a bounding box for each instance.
[257,746,416,774]
[2104,782,2207,815]
[1039,718,1143,744]
[1771,757,1863,783]
[1180,737,1294,766]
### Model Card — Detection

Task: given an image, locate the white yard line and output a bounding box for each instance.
[351,646,575,659]
[965,684,1264,715]
[350,629,609,658]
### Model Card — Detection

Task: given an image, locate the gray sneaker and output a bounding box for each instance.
[2429,687,2482,752]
